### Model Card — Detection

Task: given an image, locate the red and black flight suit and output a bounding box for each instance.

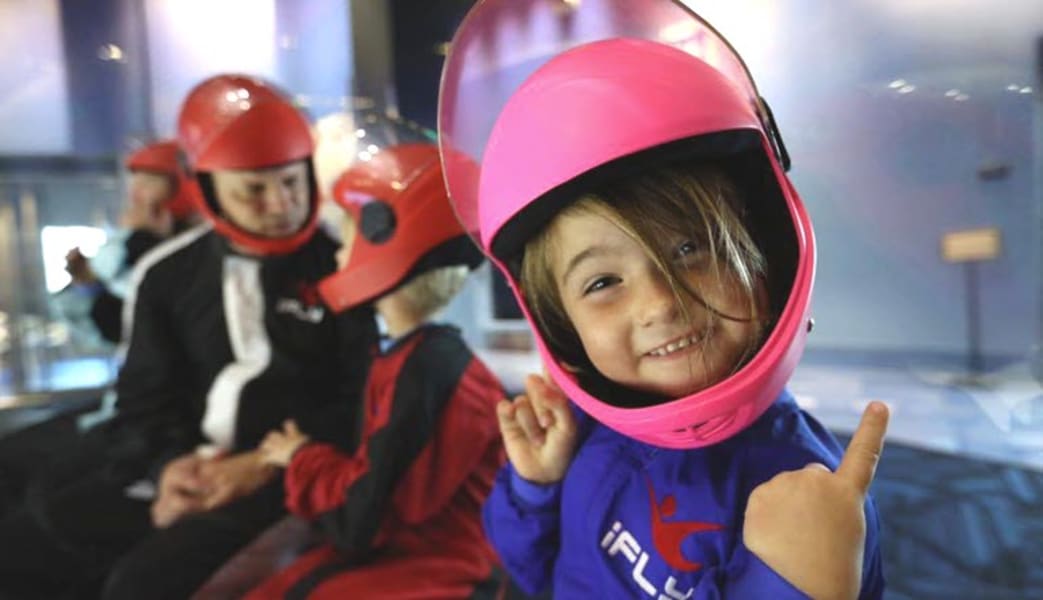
[247,324,505,599]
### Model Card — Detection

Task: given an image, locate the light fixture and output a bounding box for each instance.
[97,43,125,62]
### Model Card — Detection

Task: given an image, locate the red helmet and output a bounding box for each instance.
[318,143,483,313]
[124,140,197,220]
[176,74,318,255]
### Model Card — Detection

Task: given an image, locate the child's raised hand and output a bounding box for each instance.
[259,419,311,467]
[743,401,889,600]
[497,373,578,484]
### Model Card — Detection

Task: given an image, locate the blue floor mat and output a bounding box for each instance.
[851,437,1043,599]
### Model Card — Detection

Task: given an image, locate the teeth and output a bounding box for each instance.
[648,334,700,357]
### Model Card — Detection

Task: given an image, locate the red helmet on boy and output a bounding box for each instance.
[176,74,319,255]
[124,140,197,220]
[318,143,483,313]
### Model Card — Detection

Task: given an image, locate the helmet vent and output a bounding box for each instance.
[360,200,396,244]
[669,413,736,443]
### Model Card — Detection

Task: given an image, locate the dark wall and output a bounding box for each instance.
[59,0,152,156]
[390,0,475,129]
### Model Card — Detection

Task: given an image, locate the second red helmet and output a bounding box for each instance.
[318,143,483,313]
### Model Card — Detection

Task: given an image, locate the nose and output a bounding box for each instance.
[636,271,680,327]
[262,184,294,216]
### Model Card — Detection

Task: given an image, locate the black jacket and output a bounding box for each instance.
[107,225,376,478]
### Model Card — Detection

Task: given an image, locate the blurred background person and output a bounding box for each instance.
[0,74,376,600]
[60,139,200,345]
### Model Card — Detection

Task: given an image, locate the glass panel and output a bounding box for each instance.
[0,175,122,400]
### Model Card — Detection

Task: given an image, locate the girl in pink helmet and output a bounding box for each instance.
[438,1,887,598]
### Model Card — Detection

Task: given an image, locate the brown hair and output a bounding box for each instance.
[520,161,769,402]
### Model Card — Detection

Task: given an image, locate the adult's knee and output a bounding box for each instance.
[101,516,249,600]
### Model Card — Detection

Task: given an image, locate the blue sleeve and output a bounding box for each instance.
[859,495,886,600]
[742,402,887,600]
[727,495,882,600]
[700,501,879,600]
[721,545,812,599]
[482,463,561,596]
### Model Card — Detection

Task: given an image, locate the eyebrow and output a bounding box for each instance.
[560,245,610,286]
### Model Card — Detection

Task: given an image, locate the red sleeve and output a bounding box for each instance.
[392,358,504,524]
[283,442,368,518]
[279,326,506,556]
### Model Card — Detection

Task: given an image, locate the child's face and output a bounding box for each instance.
[550,209,763,399]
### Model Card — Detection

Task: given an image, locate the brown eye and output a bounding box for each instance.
[676,240,699,257]
[282,175,298,187]
[674,240,708,266]
[583,275,620,296]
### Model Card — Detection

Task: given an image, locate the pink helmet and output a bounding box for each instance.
[439,0,815,449]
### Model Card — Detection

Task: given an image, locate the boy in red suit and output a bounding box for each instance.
[249,143,506,599]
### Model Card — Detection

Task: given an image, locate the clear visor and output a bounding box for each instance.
[438,0,763,244]
[313,108,437,240]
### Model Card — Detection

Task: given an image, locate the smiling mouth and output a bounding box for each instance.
[645,331,705,357]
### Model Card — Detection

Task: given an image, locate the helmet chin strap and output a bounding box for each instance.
[211,207,320,256]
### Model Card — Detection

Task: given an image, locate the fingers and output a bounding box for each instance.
[152,486,205,527]
[284,419,301,437]
[202,484,234,510]
[513,396,546,446]
[836,401,890,495]
[164,463,205,495]
[802,462,831,473]
[259,436,279,458]
[522,374,576,438]
[496,399,531,446]
[499,372,575,449]
[497,396,548,446]
[525,374,569,426]
[524,376,552,428]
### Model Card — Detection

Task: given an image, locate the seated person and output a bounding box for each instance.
[246,143,506,599]
[0,74,376,600]
[62,139,200,344]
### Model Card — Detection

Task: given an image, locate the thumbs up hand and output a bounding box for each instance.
[743,401,889,600]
